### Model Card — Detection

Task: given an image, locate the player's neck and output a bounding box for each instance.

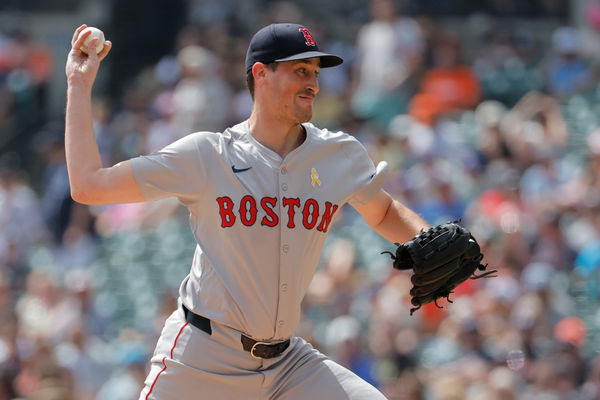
[248,111,306,159]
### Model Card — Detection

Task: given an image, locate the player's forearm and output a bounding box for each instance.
[65,82,104,203]
[64,27,143,205]
[373,199,428,243]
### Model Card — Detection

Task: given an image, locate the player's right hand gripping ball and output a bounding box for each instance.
[80,27,105,54]
[382,221,498,315]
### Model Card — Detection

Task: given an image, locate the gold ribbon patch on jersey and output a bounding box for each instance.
[311,168,321,187]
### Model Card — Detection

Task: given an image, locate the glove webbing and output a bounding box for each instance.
[408,266,498,315]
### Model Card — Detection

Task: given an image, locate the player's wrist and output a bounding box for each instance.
[66,77,94,94]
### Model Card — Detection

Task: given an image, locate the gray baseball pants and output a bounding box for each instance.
[139,305,387,399]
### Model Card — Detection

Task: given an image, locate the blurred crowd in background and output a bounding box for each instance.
[2,0,600,399]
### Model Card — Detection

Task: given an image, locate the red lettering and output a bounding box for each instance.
[282,197,301,228]
[216,197,236,228]
[261,197,279,227]
[317,201,339,232]
[239,195,257,226]
[217,195,338,231]
[299,28,316,46]
[302,198,319,229]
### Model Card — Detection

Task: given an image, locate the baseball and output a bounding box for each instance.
[80,26,105,54]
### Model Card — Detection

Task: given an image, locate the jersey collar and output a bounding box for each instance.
[235,120,314,165]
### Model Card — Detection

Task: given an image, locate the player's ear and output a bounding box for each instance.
[252,62,269,84]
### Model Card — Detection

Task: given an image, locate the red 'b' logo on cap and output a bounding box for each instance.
[299,28,316,46]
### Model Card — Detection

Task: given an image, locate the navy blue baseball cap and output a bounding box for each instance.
[245,23,343,73]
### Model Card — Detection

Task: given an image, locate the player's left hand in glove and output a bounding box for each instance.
[382,220,498,315]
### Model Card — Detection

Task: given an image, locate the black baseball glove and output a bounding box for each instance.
[382,220,497,315]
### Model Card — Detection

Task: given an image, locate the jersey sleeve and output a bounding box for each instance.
[130,132,210,206]
[344,139,389,207]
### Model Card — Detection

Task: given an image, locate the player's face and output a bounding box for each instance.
[268,58,320,124]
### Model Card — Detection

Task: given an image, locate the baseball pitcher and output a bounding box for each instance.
[65,22,491,400]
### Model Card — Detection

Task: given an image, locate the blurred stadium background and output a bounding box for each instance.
[2,0,600,399]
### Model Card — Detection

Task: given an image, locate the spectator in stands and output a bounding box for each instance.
[171,45,232,134]
[0,155,45,288]
[547,26,595,97]
[409,33,481,125]
[0,26,53,160]
[351,0,425,126]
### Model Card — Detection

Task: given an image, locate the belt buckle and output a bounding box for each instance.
[250,341,271,360]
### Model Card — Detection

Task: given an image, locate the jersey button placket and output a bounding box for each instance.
[276,164,291,337]
[279,244,289,330]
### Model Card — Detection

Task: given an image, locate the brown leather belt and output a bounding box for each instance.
[182,305,290,359]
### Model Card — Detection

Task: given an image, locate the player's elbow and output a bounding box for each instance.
[69,168,113,205]
[70,179,103,205]
[70,187,95,205]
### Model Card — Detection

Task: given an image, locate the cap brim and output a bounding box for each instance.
[274,51,343,68]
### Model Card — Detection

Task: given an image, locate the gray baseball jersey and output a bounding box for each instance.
[131,120,388,341]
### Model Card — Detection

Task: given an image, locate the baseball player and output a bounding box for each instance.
[65,23,428,399]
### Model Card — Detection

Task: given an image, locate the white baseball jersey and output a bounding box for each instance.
[131,120,388,340]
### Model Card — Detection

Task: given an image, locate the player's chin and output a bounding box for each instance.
[294,106,313,122]
[296,112,312,123]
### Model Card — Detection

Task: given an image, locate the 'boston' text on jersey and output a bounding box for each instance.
[216,196,339,232]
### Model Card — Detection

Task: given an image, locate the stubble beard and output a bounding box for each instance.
[295,101,313,123]
[277,96,313,125]
[298,109,312,123]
